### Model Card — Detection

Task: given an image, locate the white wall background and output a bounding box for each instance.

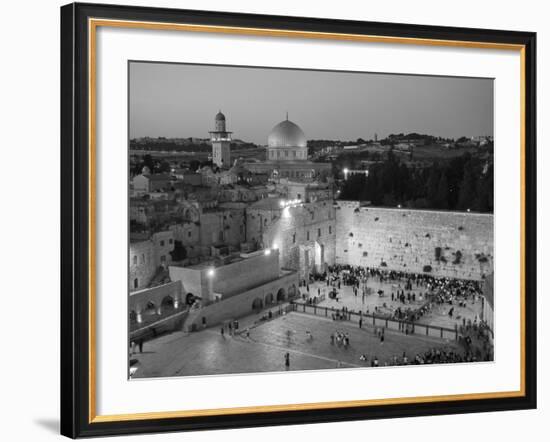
[0,0,546,440]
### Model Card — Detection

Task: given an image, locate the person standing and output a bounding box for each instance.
[284,352,290,370]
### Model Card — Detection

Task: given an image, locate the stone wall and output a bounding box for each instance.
[183,271,299,331]
[169,250,282,303]
[129,231,175,291]
[335,202,493,280]
[129,281,183,317]
[129,240,156,291]
[168,266,206,300]
[169,205,246,258]
[247,200,337,279]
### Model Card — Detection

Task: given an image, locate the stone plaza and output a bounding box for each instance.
[131,278,487,378]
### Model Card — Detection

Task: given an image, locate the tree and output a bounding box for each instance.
[434,171,450,209]
[426,166,440,207]
[457,163,477,210]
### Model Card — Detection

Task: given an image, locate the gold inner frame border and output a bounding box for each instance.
[87,17,527,424]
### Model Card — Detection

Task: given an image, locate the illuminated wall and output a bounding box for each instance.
[247,200,337,279]
[335,201,494,280]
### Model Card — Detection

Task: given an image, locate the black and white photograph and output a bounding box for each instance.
[128,62,495,379]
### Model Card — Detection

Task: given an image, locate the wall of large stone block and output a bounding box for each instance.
[335,202,493,280]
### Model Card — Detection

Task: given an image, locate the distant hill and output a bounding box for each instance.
[130,137,259,153]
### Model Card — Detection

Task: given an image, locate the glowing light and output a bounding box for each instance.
[397,204,402,209]
[343,168,349,174]
[273,243,279,250]
[207,268,215,277]
[264,248,271,256]
[467,208,471,213]
[280,199,302,210]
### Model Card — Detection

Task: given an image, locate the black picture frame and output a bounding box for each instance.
[61,2,537,438]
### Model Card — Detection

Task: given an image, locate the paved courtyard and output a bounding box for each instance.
[131,310,462,378]
[302,279,484,330]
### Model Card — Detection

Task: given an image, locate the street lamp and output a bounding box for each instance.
[264,248,271,256]
[207,268,215,277]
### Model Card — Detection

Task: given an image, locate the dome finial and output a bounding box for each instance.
[286,111,288,121]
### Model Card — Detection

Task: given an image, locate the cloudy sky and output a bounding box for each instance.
[129,61,493,144]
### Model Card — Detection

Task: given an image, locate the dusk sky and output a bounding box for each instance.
[129,62,493,144]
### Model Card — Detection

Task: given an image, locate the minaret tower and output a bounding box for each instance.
[209,110,232,168]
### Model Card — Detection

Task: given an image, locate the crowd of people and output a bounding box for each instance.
[330,330,351,347]
[357,347,485,368]
[298,265,494,364]
[318,265,487,324]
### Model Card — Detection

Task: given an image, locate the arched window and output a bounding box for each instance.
[133,278,138,289]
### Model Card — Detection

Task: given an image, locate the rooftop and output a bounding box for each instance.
[248,197,285,211]
[145,173,171,181]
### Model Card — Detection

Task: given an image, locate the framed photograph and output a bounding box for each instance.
[60,2,537,438]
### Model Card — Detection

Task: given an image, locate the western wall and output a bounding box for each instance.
[335,201,493,280]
